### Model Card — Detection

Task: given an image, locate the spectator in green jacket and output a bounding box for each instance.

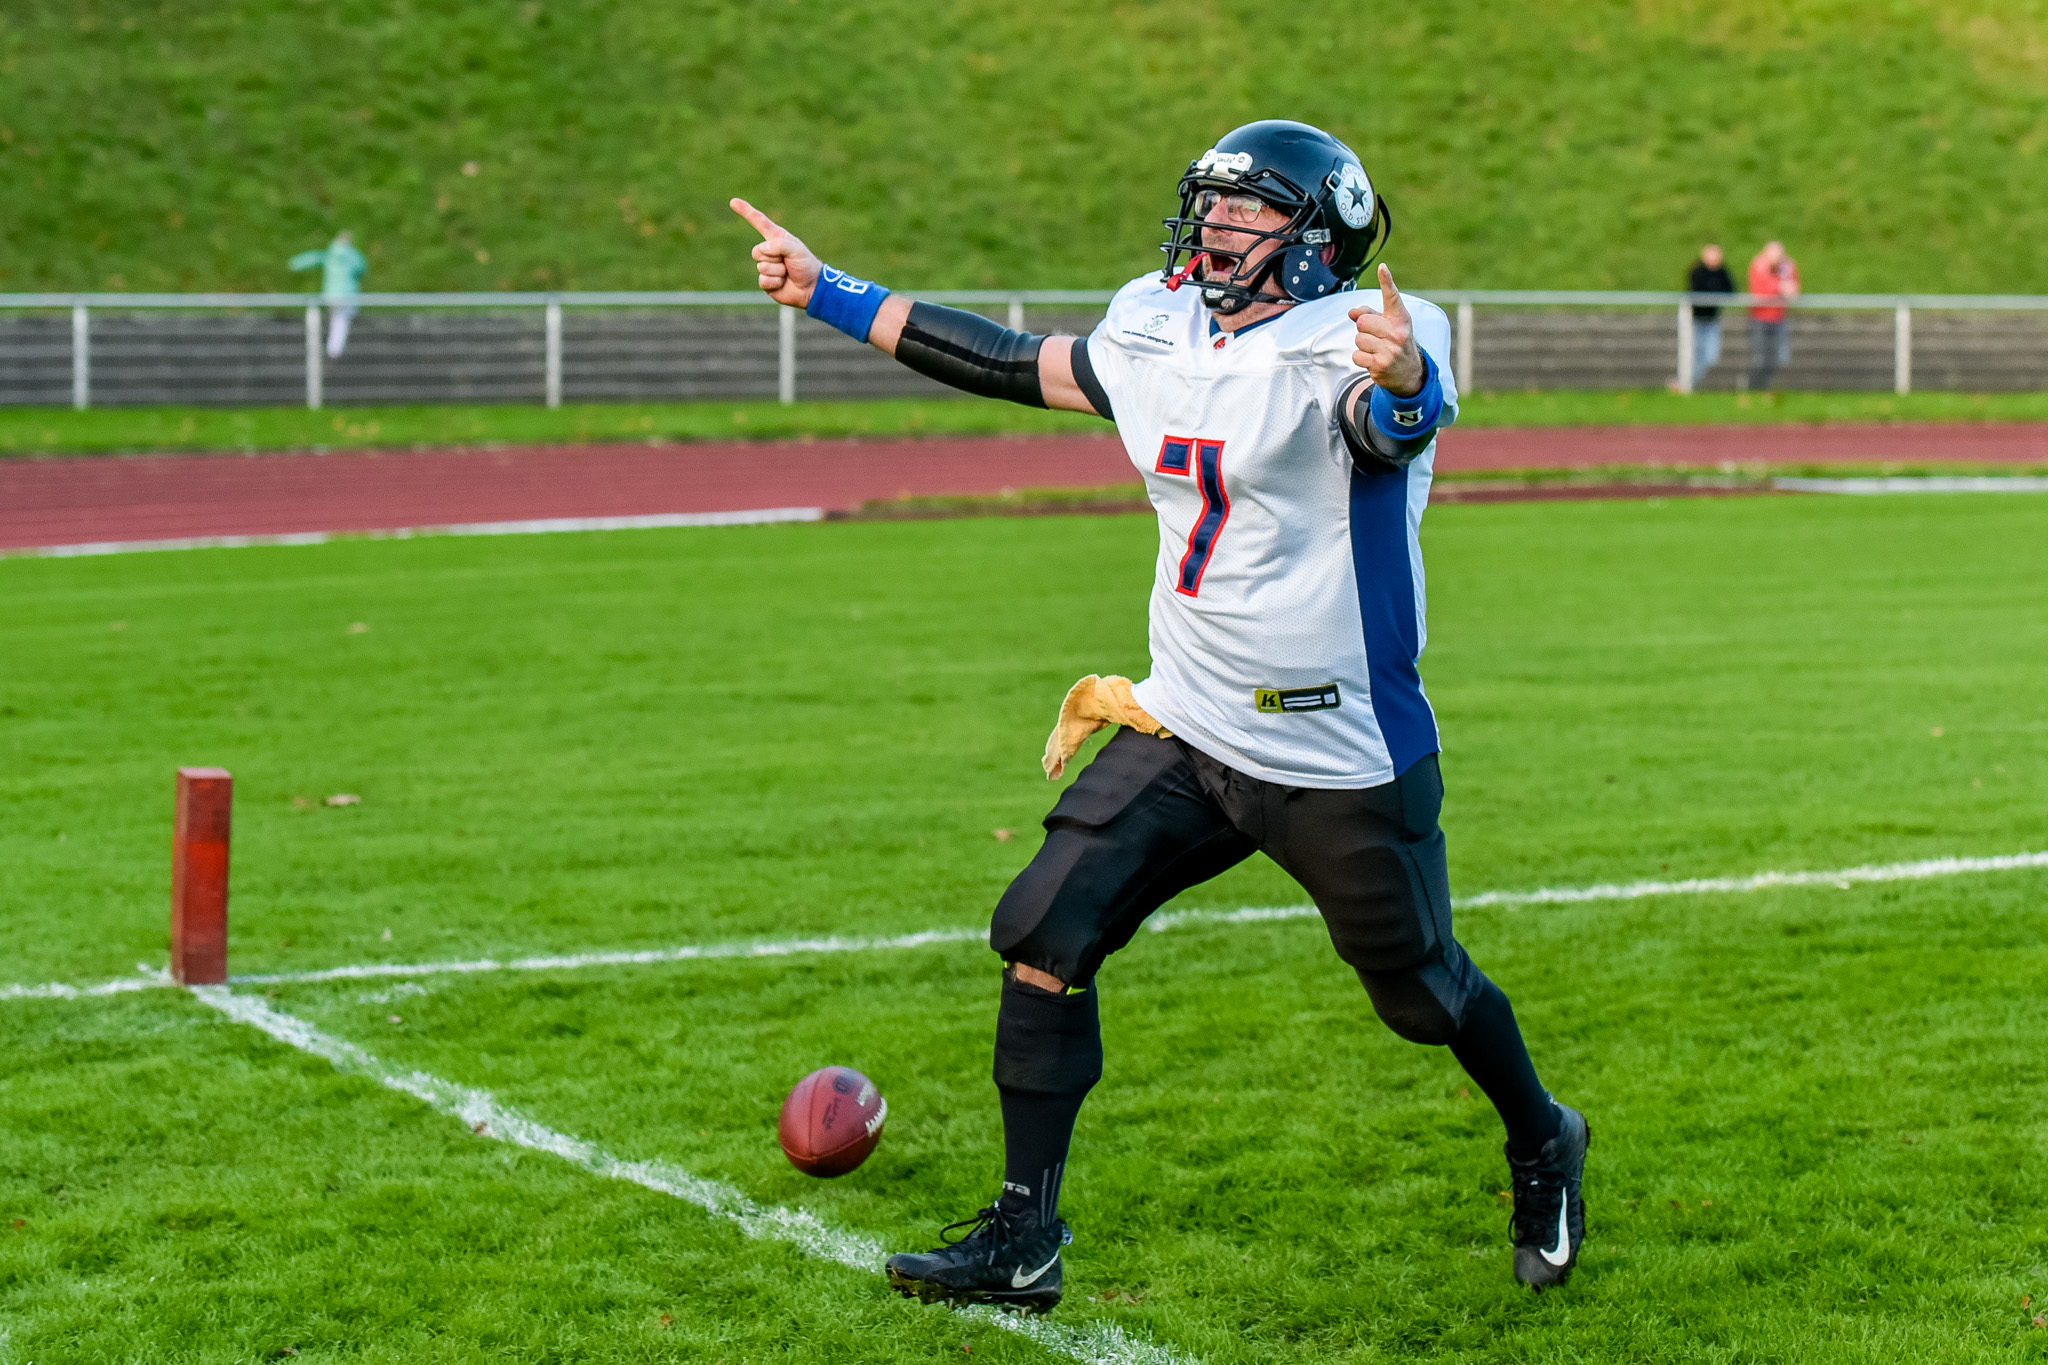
[289,231,368,358]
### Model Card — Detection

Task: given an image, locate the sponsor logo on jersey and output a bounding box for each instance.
[1254,683,1341,714]
[1123,313,1176,346]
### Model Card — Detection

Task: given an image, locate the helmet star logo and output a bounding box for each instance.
[1331,164,1373,229]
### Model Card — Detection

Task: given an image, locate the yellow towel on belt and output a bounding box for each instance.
[1043,675,1171,780]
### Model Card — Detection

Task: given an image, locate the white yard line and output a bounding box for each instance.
[188,987,1188,1365]
[1454,849,2048,908]
[0,969,170,1003]
[3,507,824,559]
[229,926,990,986]
[8,848,2047,1005]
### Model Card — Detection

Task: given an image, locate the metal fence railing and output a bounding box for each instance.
[4,289,2046,410]
[1434,290,2048,397]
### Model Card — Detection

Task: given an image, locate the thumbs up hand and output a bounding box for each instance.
[1348,263,1426,397]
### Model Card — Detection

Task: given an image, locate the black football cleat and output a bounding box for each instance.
[886,1200,1071,1315]
[1508,1101,1589,1291]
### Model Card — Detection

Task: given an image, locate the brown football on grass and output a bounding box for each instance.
[778,1065,887,1177]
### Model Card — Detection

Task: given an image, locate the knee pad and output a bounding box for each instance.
[989,839,1095,979]
[1358,970,1459,1045]
[992,971,1103,1098]
[1357,942,1489,1047]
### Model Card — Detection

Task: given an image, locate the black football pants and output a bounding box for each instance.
[996,727,1476,1020]
[988,728,1557,1177]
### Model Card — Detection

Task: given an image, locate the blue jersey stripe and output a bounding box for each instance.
[1348,464,1439,777]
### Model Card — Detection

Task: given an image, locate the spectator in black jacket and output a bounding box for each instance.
[1682,244,1735,387]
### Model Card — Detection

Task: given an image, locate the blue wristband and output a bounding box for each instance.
[806,265,891,343]
[1369,349,1444,437]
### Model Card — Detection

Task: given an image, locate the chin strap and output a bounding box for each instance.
[1199,248,1300,313]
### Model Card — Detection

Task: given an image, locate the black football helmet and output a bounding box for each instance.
[1160,120,1392,314]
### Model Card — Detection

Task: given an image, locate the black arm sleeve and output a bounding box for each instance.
[1335,373,1434,472]
[895,300,1048,408]
[891,301,1114,419]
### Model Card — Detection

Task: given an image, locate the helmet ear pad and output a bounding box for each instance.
[1277,244,1340,302]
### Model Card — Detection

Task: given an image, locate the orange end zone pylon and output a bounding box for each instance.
[171,767,233,985]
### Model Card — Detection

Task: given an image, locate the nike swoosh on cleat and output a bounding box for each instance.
[1539,1199,1572,1267]
[1011,1252,1060,1288]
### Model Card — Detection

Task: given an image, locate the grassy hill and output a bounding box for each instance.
[3,0,2046,296]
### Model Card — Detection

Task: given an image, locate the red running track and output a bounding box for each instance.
[0,436,1135,552]
[2,425,2044,552]
[1440,423,2048,470]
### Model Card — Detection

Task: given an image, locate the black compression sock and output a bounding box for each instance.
[1449,977,1561,1160]
[997,1087,1086,1224]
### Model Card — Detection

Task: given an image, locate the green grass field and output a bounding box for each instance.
[9,389,2048,458]
[5,0,2047,294]
[4,496,2048,1362]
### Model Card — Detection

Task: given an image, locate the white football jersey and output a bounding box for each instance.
[1084,272,1459,789]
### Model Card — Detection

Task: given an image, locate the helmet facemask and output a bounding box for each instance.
[1161,170,1319,315]
[1160,134,1391,314]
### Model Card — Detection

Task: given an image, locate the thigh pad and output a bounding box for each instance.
[991,730,1254,986]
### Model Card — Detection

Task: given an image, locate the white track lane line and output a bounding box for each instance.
[8,848,2047,1004]
[1775,476,2048,494]
[4,508,824,560]
[188,987,1188,1365]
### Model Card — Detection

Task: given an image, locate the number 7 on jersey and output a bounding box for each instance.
[1155,435,1230,597]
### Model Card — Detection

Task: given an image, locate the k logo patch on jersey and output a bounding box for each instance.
[1254,683,1341,714]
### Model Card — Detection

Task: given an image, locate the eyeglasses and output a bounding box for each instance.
[1193,189,1272,225]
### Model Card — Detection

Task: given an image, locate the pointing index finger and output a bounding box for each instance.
[729,198,782,242]
[1378,262,1406,317]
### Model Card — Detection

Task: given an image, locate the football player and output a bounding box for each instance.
[732,119,1588,1311]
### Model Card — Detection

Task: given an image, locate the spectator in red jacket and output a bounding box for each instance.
[1747,241,1800,390]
